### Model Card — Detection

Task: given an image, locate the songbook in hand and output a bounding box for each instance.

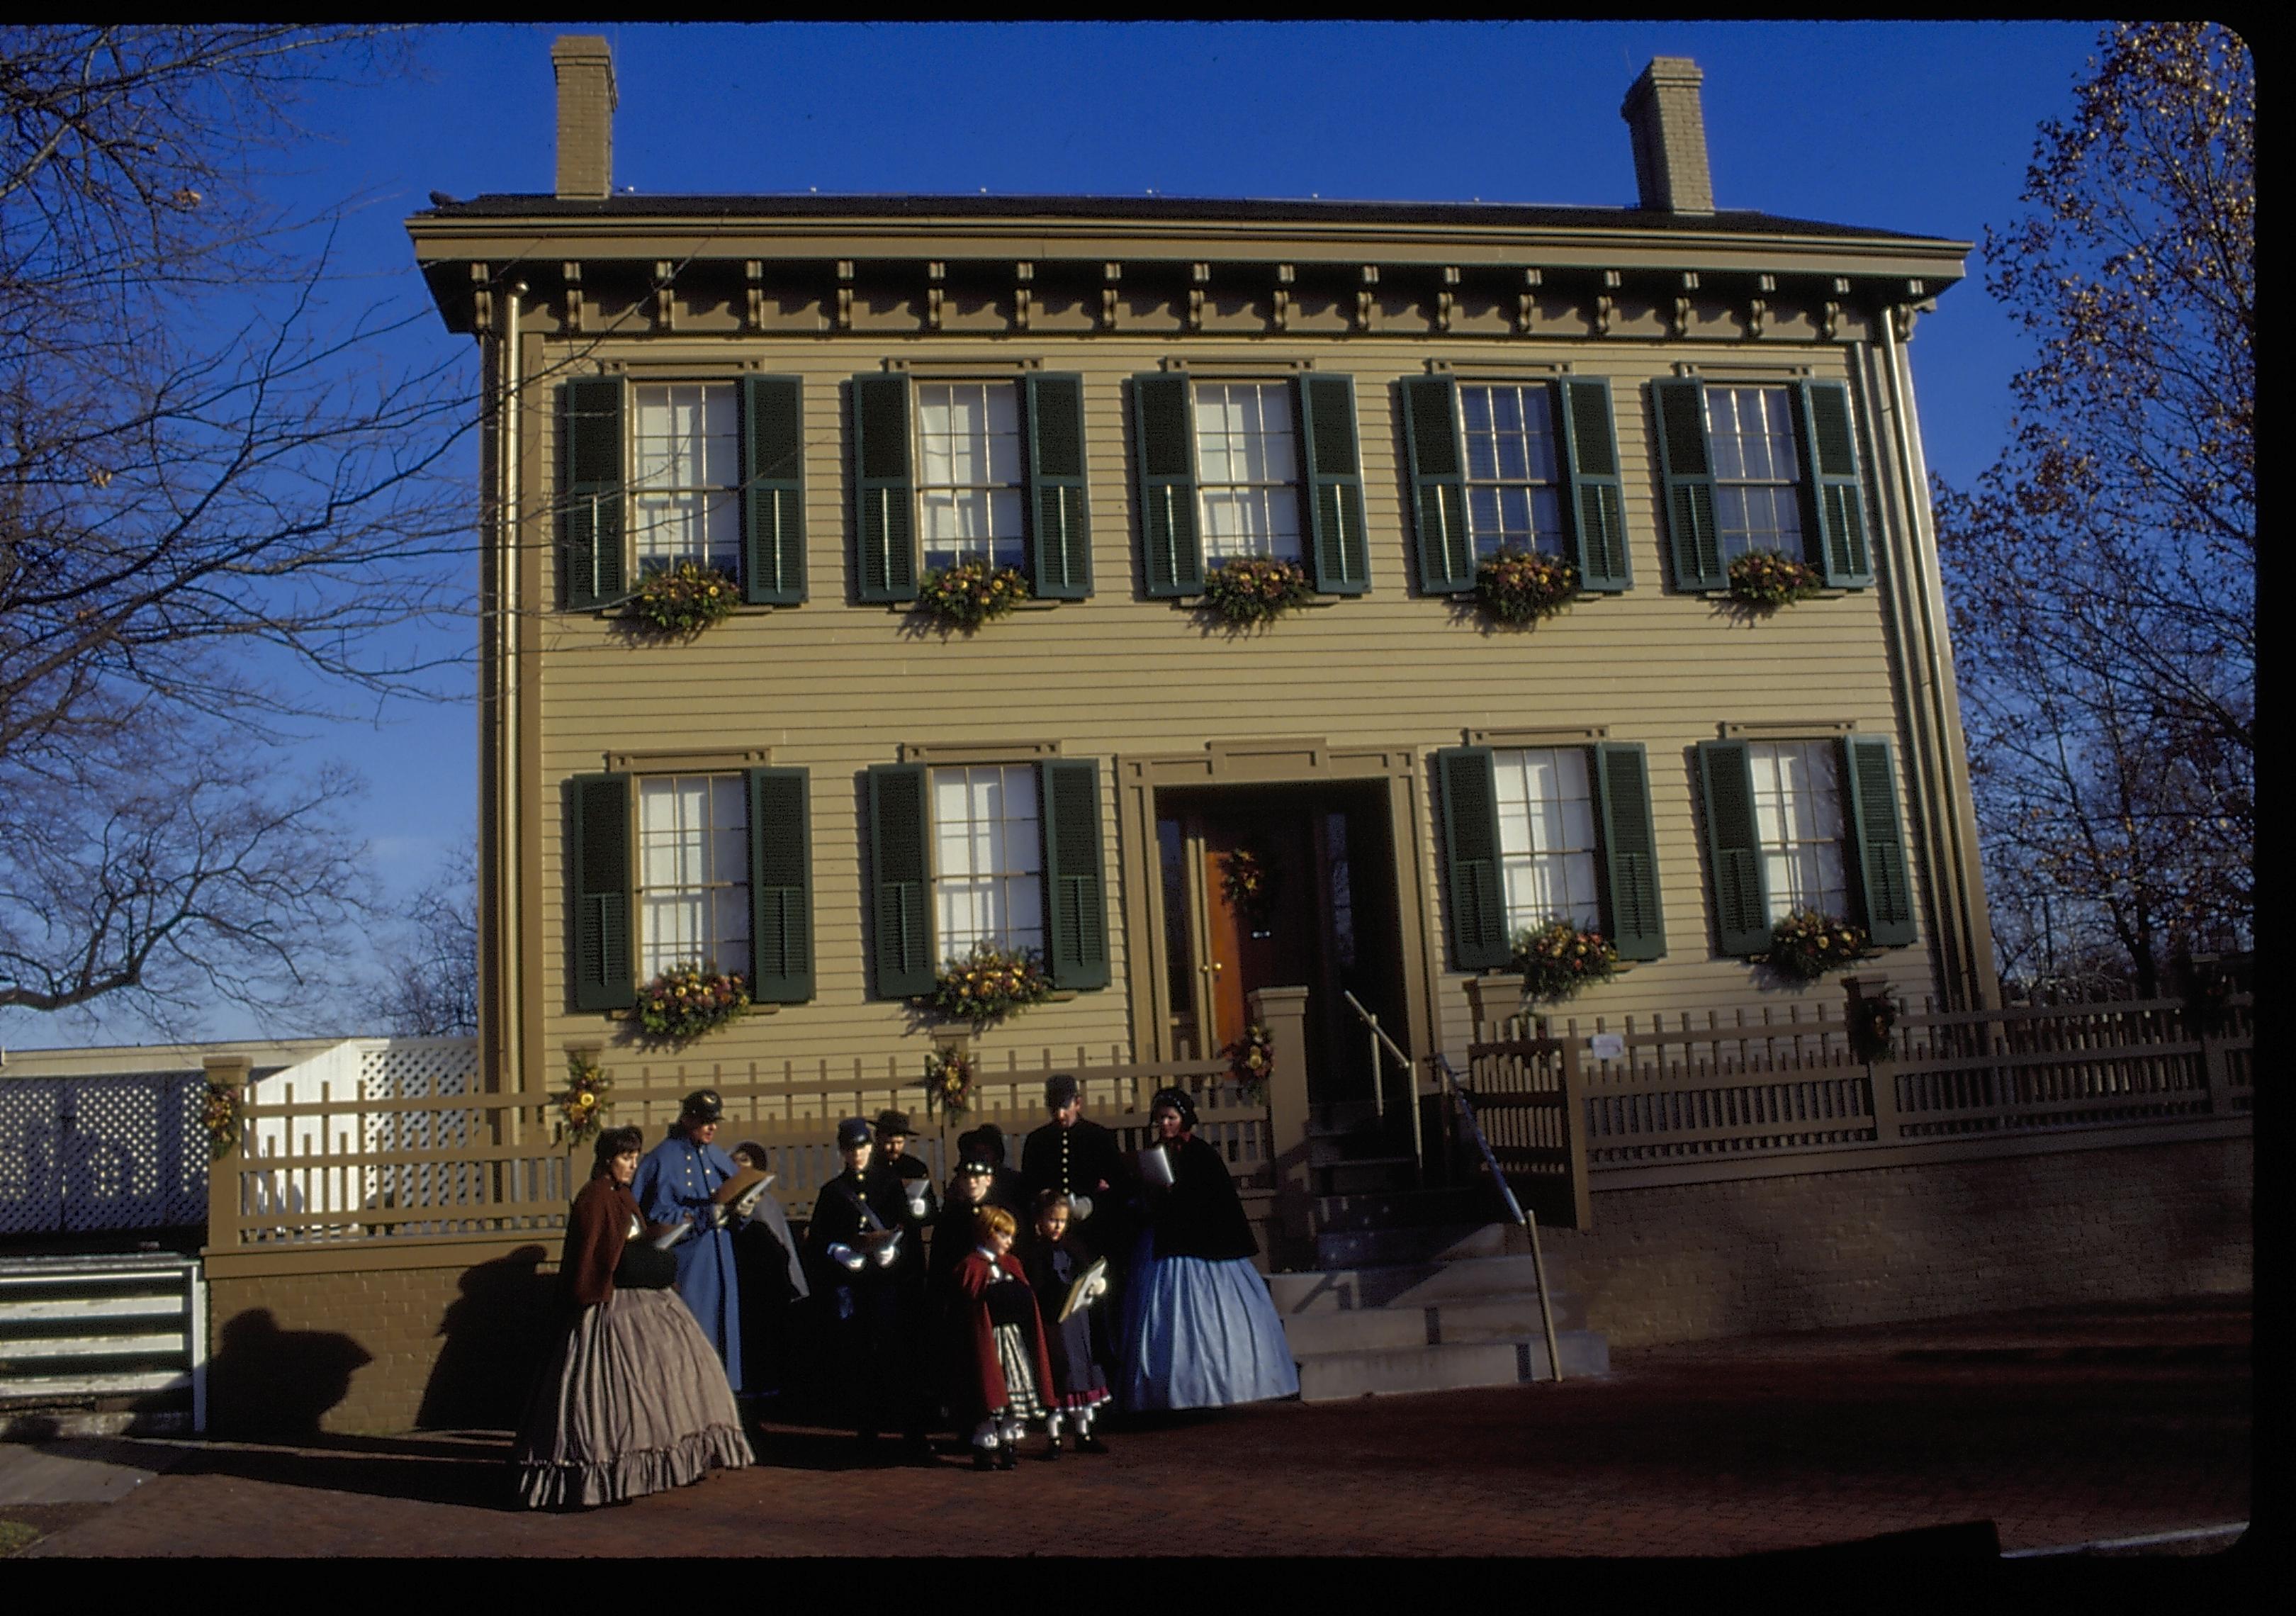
[1057,1257,1108,1323]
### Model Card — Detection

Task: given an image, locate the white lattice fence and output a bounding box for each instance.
[238,1038,480,1228]
[0,1074,208,1235]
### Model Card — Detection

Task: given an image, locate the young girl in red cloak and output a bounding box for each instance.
[947,1203,1058,1471]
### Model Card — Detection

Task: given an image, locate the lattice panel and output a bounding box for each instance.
[0,1081,63,1235]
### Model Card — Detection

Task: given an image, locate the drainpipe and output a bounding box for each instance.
[497,281,525,1100]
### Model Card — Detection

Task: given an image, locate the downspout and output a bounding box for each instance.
[1876,305,1998,1009]
[498,281,525,1097]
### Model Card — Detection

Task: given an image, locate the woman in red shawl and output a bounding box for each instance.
[511,1126,753,1508]
[947,1204,1057,1471]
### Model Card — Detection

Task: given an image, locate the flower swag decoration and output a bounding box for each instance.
[1222,1023,1274,1101]
[202,1082,244,1162]
[1760,910,1874,981]
[554,1050,614,1149]
[925,943,1053,1030]
[630,560,743,634]
[1218,848,1278,931]
[917,559,1032,632]
[1473,549,1581,627]
[636,964,751,1042]
[1727,549,1823,611]
[1200,556,1315,627]
[922,1045,979,1116]
[1511,919,1619,1002]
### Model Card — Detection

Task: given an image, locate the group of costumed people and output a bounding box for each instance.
[512,1077,1298,1506]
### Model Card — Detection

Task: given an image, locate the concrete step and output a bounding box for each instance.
[1312,1219,1542,1269]
[1293,1330,1609,1401]
[1268,1251,1575,1315]
[1280,1292,1591,1356]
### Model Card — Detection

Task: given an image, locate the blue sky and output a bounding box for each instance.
[10,21,2108,1050]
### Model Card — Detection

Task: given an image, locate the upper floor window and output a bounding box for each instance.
[630,384,742,575]
[1193,381,1304,565]
[1492,746,1602,936]
[917,383,1026,573]
[1461,384,1568,560]
[1703,386,1805,563]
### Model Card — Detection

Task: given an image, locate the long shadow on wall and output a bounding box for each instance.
[417,1245,559,1432]
[205,1308,375,1441]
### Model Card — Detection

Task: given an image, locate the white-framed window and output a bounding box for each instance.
[1193,381,1302,564]
[918,382,1025,573]
[930,764,1043,958]
[1748,741,1848,921]
[1461,383,1568,559]
[1492,748,1603,935]
[636,774,750,978]
[1704,385,1805,562]
[629,383,741,575]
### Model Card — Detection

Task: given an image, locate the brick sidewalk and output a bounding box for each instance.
[11,1296,2250,1559]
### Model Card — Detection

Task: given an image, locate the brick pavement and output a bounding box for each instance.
[5,1296,2250,1560]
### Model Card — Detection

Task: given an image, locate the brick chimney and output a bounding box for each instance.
[553,35,617,201]
[1621,57,1714,215]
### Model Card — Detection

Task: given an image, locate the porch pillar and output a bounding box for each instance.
[201,1055,253,1257]
[1249,984,1314,1250]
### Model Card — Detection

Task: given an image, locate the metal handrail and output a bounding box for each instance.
[1429,1049,1565,1383]
[1339,991,1424,1185]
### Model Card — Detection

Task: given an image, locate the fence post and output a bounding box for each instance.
[1558,1035,1593,1230]
[1249,985,1315,1255]
[201,1054,252,1255]
[2197,1009,2230,1116]
[1843,977,1903,1145]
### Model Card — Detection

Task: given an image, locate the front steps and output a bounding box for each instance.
[1271,1201,1609,1401]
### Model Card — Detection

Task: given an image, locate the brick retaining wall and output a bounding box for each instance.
[1553,1135,2251,1349]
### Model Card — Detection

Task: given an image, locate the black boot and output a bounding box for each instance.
[1077,1430,1109,1454]
[972,1445,996,1472]
[1044,1433,1062,1460]
[995,1439,1018,1471]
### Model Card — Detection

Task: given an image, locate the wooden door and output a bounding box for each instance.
[1196,811,1317,1055]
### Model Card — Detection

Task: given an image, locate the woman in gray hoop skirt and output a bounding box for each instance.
[512,1126,753,1508]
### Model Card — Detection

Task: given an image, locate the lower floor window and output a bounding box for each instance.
[931,763,1042,958]
[637,773,750,977]
[1493,747,1602,934]
[1749,741,1847,921]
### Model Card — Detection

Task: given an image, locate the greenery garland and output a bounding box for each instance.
[202,1082,243,1162]
[917,559,1031,631]
[1473,548,1581,626]
[1511,919,1619,1001]
[925,943,1053,1029]
[554,1051,614,1148]
[1223,1022,1273,1101]
[636,964,750,1041]
[1200,556,1315,627]
[630,560,743,634]
[1727,549,1823,610]
[1760,909,1873,980]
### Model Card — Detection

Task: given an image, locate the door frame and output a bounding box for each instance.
[1116,738,1438,1074]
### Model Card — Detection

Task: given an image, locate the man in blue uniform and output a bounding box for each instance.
[633,1088,742,1393]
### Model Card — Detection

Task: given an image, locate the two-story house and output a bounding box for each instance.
[409,39,1990,1196]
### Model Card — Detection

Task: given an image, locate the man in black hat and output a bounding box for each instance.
[873,1109,936,1226]
[805,1116,930,1457]
[1021,1074,1133,1259]
[632,1089,744,1392]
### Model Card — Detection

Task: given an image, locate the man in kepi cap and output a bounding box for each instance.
[1021,1074,1133,1258]
[633,1089,744,1393]
[806,1116,930,1458]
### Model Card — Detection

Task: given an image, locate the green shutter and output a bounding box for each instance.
[867,763,933,997]
[852,374,916,602]
[1299,374,1369,595]
[1843,737,1916,946]
[1559,379,1631,592]
[1796,381,1874,588]
[1025,373,1091,600]
[559,378,624,610]
[1697,741,1772,956]
[746,767,812,1003]
[1652,379,1724,592]
[1400,376,1472,594]
[741,376,806,606]
[569,773,634,1011]
[1592,743,1665,960]
[1131,374,1201,597]
[1038,759,1110,990]
[1434,747,1510,971]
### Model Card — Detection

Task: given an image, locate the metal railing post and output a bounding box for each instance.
[1430,1052,1563,1383]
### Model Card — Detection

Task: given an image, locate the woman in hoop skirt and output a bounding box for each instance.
[1118,1087,1300,1412]
[512,1126,753,1508]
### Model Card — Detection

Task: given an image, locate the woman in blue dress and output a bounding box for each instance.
[1118,1087,1299,1411]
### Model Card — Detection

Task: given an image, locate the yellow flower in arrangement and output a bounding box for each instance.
[1473,549,1580,626]
[925,942,1052,1028]
[632,561,742,635]
[919,560,1032,631]
[1223,1024,1274,1099]
[1761,911,1871,980]
[636,964,750,1041]
[1201,556,1314,627]
[1512,919,1619,1002]
[555,1053,614,1149]
[1728,549,1822,610]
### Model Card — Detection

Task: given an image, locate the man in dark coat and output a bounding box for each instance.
[805,1116,930,1457]
[1019,1074,1135,1259]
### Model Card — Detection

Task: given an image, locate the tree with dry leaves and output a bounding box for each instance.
[1935,23,2252,997]
[1,27,473,1026]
